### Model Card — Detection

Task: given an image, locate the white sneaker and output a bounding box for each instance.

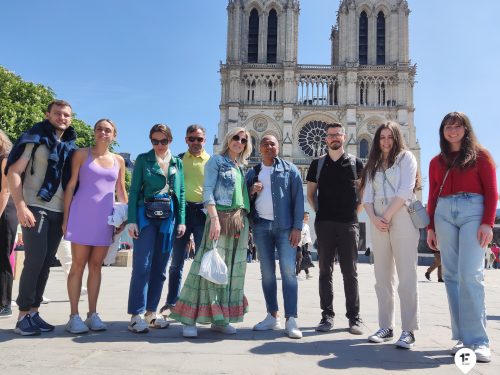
[65,314,89,334]
[473,345,491,363]
[145,313,169,329]
[211,323,236,335]
[451,340,464,355]
[128,314,149,333]
[85,313,107,331]
[285,317,302,339]
[183,324,198,338]
[41,296,51,304]
[253,313,282,331]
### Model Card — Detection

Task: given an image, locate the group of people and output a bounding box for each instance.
[0,100,495,363]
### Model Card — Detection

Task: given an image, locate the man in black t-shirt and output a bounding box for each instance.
[306,123,364,335]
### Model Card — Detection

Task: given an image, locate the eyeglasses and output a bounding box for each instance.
[232,134,248,144]
[151,138,169,146]
[326,133,344,139]
[187,136,204,143]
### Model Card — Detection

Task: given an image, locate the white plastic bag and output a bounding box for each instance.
[198,240,228,285]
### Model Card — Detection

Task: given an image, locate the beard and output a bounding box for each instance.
[328,142,342,151]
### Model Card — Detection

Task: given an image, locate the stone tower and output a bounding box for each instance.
[217,0,419,244]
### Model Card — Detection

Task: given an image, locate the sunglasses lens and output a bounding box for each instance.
[152,139,168,145]
[188,137,204,142]
[232,134,247,144]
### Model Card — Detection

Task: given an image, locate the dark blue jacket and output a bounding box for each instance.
[5,120,77,202]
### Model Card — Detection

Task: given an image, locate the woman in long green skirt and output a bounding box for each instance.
[170,127,252,338]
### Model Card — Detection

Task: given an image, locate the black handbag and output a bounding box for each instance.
[144,196,172,219]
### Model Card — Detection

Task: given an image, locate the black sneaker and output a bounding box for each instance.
[14,314,41,336]
[30,312,55,332]
[315,316,334,332]
[424,272,431,281]
[0,306,12,318]
[348,316,364,335]
[368,328,394,343]
[396,331,415,349]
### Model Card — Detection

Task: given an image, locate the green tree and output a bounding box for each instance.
[0,65,93,147]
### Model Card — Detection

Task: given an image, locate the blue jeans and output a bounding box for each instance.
[253,218,298,318]
[166,203,206,306]
[128,219,174,315]
[435,193,489,346]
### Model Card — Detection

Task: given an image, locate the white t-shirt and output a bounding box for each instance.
[255,164,274,220]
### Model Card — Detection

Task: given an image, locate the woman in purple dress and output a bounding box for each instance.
[62,119,128,334]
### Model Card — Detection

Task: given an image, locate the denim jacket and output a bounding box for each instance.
[203,154,243,207]
[245,157,304,231]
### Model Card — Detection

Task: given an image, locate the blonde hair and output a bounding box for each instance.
[220,127,253,165]
[0,129,13,158]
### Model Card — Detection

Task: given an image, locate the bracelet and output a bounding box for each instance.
[210,215,218,219]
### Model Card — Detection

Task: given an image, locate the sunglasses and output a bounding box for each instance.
[151,138,169,146]
[187,136,204,143]
[232,134,248,144]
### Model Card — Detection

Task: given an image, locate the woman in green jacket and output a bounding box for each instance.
[127,124,186,333]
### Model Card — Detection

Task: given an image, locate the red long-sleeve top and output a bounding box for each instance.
[427,151,498,230]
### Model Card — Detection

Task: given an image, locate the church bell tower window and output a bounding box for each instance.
[377,12,386,65]
[359,11,368,65]
[267,9,278,63]
[248,9,259,63]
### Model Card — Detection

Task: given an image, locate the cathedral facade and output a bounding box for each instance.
[216,0,420,245]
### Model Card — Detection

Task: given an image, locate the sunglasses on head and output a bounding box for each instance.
[187,136,204,143]
[232,134,248,144]
[151,139,169,146]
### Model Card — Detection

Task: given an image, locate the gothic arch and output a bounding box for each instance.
[357,135,372,159]
[263,1,284,14]
[356,3,373,17]
[374,3,390,17]
[244,1,264,14]
[244,114,281,139]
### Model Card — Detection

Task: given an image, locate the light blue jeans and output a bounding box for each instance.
[253,218,298,318]
[434,193,489,346]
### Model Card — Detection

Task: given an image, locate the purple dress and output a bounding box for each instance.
[65,151,119,246]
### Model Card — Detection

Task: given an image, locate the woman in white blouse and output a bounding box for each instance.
[359,121,420,349]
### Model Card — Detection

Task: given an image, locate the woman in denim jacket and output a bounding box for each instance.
[171,127,252,338]
[126,124,186,333]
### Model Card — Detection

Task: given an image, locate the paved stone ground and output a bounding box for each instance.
[1,260,499,374]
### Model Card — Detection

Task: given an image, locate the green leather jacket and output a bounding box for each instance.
[128,149,185,225]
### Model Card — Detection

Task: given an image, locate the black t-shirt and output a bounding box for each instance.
[306,153,363,223]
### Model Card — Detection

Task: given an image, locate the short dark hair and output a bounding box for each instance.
[47,99,72,113]
[325,122,344,133]
[186,124,206,136]
[149,124,173,142]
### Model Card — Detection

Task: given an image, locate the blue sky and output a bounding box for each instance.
[1,0,499,199]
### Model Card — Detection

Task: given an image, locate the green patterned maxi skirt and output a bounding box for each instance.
[170,216,249,326]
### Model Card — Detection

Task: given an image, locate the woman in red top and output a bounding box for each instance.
[427,112,497,363]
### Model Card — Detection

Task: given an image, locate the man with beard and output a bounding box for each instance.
[6,100,77,335]
[306,123,364,335]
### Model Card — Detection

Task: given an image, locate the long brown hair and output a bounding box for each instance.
[439,112,491,169]
[359,121,421,193]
